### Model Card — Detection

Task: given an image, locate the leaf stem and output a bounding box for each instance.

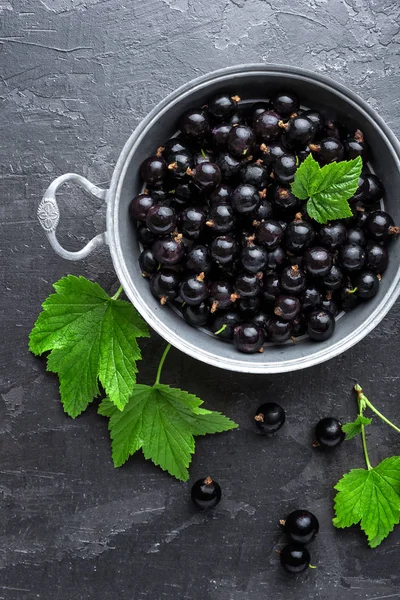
[356,386,372,470]
[355,384,400,434]
[155,344,172,386]
[111,285,123,301]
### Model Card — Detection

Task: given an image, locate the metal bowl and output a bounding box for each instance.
[38,64,400,373]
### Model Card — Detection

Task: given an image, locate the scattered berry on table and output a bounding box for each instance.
[314,417,345,448]
[281,510,319,545]
[254,402,286,434]
[280,543,311,574]
[191,476,222,510]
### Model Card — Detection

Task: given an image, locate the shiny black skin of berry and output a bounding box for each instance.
[206,203,235,235]
[283,510,319,545]
[281,265,306,295]
[292,314,306,337]
[168,150,193,178]
[356,210,369,228]
[235,272,260,297]
[211,311,241,340]
[321,296,339,317]
[163,137,190,163]
[302,110,325,136]
[365,211,396,242]
[148,186,168,202]
[146,204,177,235]
[260,140,286,165]
[339,284,360,312]
[254,402,286,434]
[240,244,268,274]
[349,174,369,204]
[208,183,233,206]
[234,323,264,353]
[274,154,297,184]
[228,110,246,126]
[193,149,215,167]
[140,155,167,186]
[272,91,299,117]
[325,119,348,140]
[182,302,209,327]
[150,268,180,303]
[191,477,222,510]
[252,199,274,223]
[300,286,322,311]
[304,247,333,277]
[180,108,210,140]
[280,544,311,574]
[238,296,262,319]
[265,317,293,342]
[251,312,271,331]
[180,206,206,238]
[263,273,281,302]
[274,295,301,321]
[129,193,156,222]
[185,245,211,274]
[271,184,300,214]
[355,270,380,299]
[152,237,184,266]
[173,180,193,202]
[211,235,237,265]
[228,125,255,157]
[266,246,287,271]
[139,249,158,275]
[215,152,242,180]
[231,184,261,215]
[364,174,384,205]
[285,116,316,147]
[254,110,281,141]
[318,222,347,250]
[297,147,312,163]
[180,274,209,305]
[251,101,270,122]
[322,264,343,291]
[366,242,389,273]
[345,134,369,162]
[239,161,269,190]
[208,93,238,119]
[192,161,221,191]
[339,243,366,271]
[256,220,284,250]
[137,224,156,247]
[211,123,232,147]
[315,417,345,448]
[307,309,335,341]
[311,137,344,164]
[346,227,366,247]
[209,280,236,311]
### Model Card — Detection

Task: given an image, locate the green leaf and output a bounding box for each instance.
[333,456,400,548]
[29,276,149,417]
[306,195,353,224]
[342,415,373,440]
[290,154,320,200]
[310,156,363,199]
[99,383,238,481]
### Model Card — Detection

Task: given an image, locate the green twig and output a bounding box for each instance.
[111,285,123,301]
[155,344,172,386]
[356,391,373,470]
[355,384,400,434]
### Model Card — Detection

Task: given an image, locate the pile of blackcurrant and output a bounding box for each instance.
[131,90,399,353]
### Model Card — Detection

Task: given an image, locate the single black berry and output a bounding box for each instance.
[139,248,159,275]
[255,220,284,250]
[273,154,297,184]
[281,265,306,295]
[254,110,281,141]
[307,309,335,341]
[211,235,237,265]
[192,162,221,191]
[182,302,210,327]
[129,193,156,221]
[231,184,261,215]
[318,222,347,250]
[365,210,399,243]
[339,243,366,271]
[140,154,167,186]
[314,417,345,448]
[272,91,299,117]
[265,317,293,342]
[274,295,301,321]
[152,236,184,265]
[235,272,261,298]
[280,544,311,574]
[180,273,209,305]
[206,203,235,235]
[354,270,380,299]
[191,476,222,510]
[254,402,286,434]
[234,323,264,353]
[309,137,344,164]
[303,247,333,277]
[281,510,319,545]
[228,125,255,157]
[180,108,210,140]
[185,245,211,274]
[211,311,241,340]
[239,160,269,190]
[208,93,239,119]
[240,244,268,273]
[146,204,177,235]
[366,242,388,273]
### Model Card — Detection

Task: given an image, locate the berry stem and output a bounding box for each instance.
[154,343,172,386]
[215,324,227,335]
[355,384,400,434]
[111,285,123,301]
[355,386,373,471]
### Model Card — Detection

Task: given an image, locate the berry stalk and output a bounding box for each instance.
[355,384,400,434]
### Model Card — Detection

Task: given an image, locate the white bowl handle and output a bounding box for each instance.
[38,173,108,261]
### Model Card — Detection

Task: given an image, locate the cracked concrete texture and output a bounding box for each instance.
[1,0,400,598]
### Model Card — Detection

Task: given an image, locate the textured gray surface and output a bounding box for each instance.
[1,0,400,598]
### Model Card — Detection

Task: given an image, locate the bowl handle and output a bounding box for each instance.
[38,173,108,261]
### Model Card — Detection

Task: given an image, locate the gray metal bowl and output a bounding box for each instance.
[38,64,400,373]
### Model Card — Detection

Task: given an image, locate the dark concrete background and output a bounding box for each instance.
[1,0,400,598]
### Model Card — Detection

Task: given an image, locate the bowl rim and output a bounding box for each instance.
[106,63,400,373]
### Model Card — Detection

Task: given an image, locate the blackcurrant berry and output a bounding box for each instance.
[344,129,369,161]
[303,247,333,277]
[208,93,239,119]
[259,140,286,165]
[208,183,232,206]
[211,123,232,147]
[211,235,237,266]
[150,268,180,304]
[152,236,184,266]
[211,311,241,340]
[163,137,190,163]
[346,227,366,247]
[140,154,167,186]
[240,161,269,190]
[273,154,297,184]
[180,273,209,305]
[292,313,307,337]
[274,295,301,321]
[281,265,306,295]
[182,302,210,327]
[209,280,238,312]
[228,125,255,157]
[180,206,206,238]
[146,204,177,235]
[234,323,264,353]
[309,137,344,164]
[322,265,343,291]
[314,417,345,448]
[339,284,359,312]
[137,224,156,247]
[366,242,389,273]
[300,286,322,311]
[215,151,242,180]
[282,115,315,147]
[129,193,156,221]
[254,110,281,141]
[180,108,210,140]
[263,273,281,302]
[280,544,311,574]
[321,295,339,317]
[255,220,284,250]
[285,216,315,253]
[266,246,287,271]
[185,245,211,274]
[206,203,235,235]
[139,248,159,275]
[302,110,325,136]
[167,151,194,178]
[231,184,261,215]
[349,174,369,204]
[238,296,262,319]
[307,309,335,341]
[240,244,268,273]
[193,149,215,167]
[282,510,319,545]
[254,402,286,434]
[365,210,399,243]
[271,184,300,214]
[235,272,260,298]
[191,162,221,191]
[265,317,293,342]
[339,243,366,271]
[251,312,272,331]
[318,222,347,250]
[272,91,299,117]
[363,174,384,205]
[251,101,270,122]
[191,476,221,510]
[354,270,380,299]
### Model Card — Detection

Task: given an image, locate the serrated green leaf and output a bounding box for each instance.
[310,156,363,200]
[99,383,238,481]
[307,195,353,224]
[342,415,373,441]
[333,456,400,547]
[29,276,149,417]
[290,153,320,200]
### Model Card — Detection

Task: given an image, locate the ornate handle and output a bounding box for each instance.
[38,173,108,261]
